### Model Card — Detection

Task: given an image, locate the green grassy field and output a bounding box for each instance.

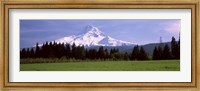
[20,60,180,71]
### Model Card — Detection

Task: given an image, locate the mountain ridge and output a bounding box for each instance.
[53,25,135,47]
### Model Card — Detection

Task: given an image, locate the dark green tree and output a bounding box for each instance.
[48,41,55,58]
[162,44,171,60]
[35,42,40,58]
[88,49,97,60]
[130,45,139,60]
[20,48,26,58]
[71,43,76,58]
[78,45,85,59]
[152,47,159,60]
[171,36,179,59]
[138,47,148,60]
[85,48,89,59]
[104,49,109,59]
[65,44,71,58]
[124,52,129,60]
[157,46,163,60]
[30,48,35,58]
[177,35,180,59]
[112,52,124,60]
[26,48,30,58]
[97,46,105,59]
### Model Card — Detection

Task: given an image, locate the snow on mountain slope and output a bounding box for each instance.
[53,25,135,47]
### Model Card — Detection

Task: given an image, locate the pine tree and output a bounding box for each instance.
[104,49,109,59]
[43,41,49,58]
[35,42,40,58]
[110,48,114,59]
[124,52,129,60]
[74,45,81,59]
[40,43,45,58]
[89,49,97,60]
[30,48,35,58]
[26,48,30,58]
[171,36,179,59]
[48,41,55,58]
[162,44,171,60]
[65,44,71,59]
[20,48,26,58]
[138,47,148,60]
[152,47,159,60]
[130,45,139,60]
[157,46,163,60]
[71,43,76,59]
[177,35,180,59]
[85,49,89,59]
[79,46,85,59]
[97,46,105,59]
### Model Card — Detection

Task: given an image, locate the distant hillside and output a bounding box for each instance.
[88,42,171,56]
[116,42,171,55]
[141,42,171,55]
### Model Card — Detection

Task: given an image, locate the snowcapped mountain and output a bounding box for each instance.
[51,25,135,47]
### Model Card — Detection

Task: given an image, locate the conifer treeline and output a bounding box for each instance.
[20,36,180,61]
[152,36,180,60]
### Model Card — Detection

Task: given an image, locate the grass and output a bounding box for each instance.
[20,59,180,71]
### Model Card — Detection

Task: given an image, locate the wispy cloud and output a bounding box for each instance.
[162,20,180,35]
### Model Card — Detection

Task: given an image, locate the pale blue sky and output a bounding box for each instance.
[20,20,180,48]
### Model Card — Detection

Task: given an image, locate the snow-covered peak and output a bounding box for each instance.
[85,25,105,37]
[40,25,135,47]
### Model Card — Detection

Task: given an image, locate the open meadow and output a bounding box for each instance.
[20,59,180,71]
